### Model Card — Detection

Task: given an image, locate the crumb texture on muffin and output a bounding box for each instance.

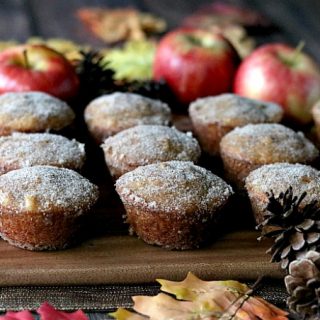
[84,92,171,140]
[245,163,320,224]
[0,133,85,174]
[0,166,99,214]
[189,93,283,127]
[220,123,319,164]
[245,163,320,202]
[102,125,201,169]
[0,91,75,134]
[116,161,233,214]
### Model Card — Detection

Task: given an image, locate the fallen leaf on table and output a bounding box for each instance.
[77,7,166,44]
[110,272,289,320]
[157,271,249,301]
[104,40,156,81]
[0,311,34,320]
[109,308,148,320]
[37,302,88,320]
[133,294,195,320]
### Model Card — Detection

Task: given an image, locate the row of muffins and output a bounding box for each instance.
[0,89,319,251]
[83,91,320,250]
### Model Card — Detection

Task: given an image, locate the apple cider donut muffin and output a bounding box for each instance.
[0,91,75,135]
[84,92,171,143]
[189,94,283,156]
[0,166,99,250]
[101,125,201,179]
[220,123,319,188]
[245,163,320,224]
[116,161,233,250]
[0,132,85,175]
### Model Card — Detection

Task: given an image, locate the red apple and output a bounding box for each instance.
[0,44,79,100]
[153,28,239,105]
[234,43,320,124]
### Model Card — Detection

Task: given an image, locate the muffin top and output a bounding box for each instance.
[0,166,99,214]
[116,161,233,214]
[189,94,283,127]
[0,91,75,134]
[84,92,171,136]
[220,123,319,164]
[0,133,85,173]
[245,163,320,205]
[102,125,201,168]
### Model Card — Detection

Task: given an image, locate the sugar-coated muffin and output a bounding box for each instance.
[84,92,171,143]
[189,94,283,156]
[0,92,75,135]
[220,123,319,188]
[0,166,99,250]
[0,132,85,175]
[245,163,320,224]
[101,125,201,179]
[115,161,233,250]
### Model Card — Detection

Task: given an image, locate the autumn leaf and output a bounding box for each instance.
[37,302,88,320]
[0,311,34,320]
[109,308,147,320]
[157,271,249,301]
[110,273,289,320]
[133,293,196,320]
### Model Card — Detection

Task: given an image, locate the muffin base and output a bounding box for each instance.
[220,151,261,189]
[245,189,270,225]
[124,204,219,250]
[0,208,82,251]
[191,120,233,156]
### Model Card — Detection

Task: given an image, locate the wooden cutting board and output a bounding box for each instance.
[0,115,284,286]
[0,228,283,286]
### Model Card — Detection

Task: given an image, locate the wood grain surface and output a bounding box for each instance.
[0,230,283,286]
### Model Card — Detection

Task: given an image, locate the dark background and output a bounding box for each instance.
[0,0,320,62]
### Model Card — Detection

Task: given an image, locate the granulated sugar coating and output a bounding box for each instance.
[0,166,99,214]
[245,163,320,203]
[0,133,85,173]
[0,91,75,133]
[220,123,319,163]
[84,92,171,139]
[189,93,283,127]
[102,125,201,168]
[116,161,233,214]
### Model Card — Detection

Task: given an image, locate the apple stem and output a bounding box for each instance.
[22,49,30,69]
[290,40,305,65]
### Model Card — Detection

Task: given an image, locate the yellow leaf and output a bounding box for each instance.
[109,308,147,320]
[157,272,249,301]
[133,293,195,320]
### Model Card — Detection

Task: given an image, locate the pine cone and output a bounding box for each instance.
[285,250,320,319]
[258,187,320,270]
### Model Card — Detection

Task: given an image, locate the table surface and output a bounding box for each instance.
[0,0,319,319]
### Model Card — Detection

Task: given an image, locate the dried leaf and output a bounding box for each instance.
[133,294,195,320]
[109,308,147,320]
[104,40,156,81]
[111,273,288,320]
[77,7,166,44]
[0,311,34,320]
[157,271,249,301]
[37,302,88,320]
